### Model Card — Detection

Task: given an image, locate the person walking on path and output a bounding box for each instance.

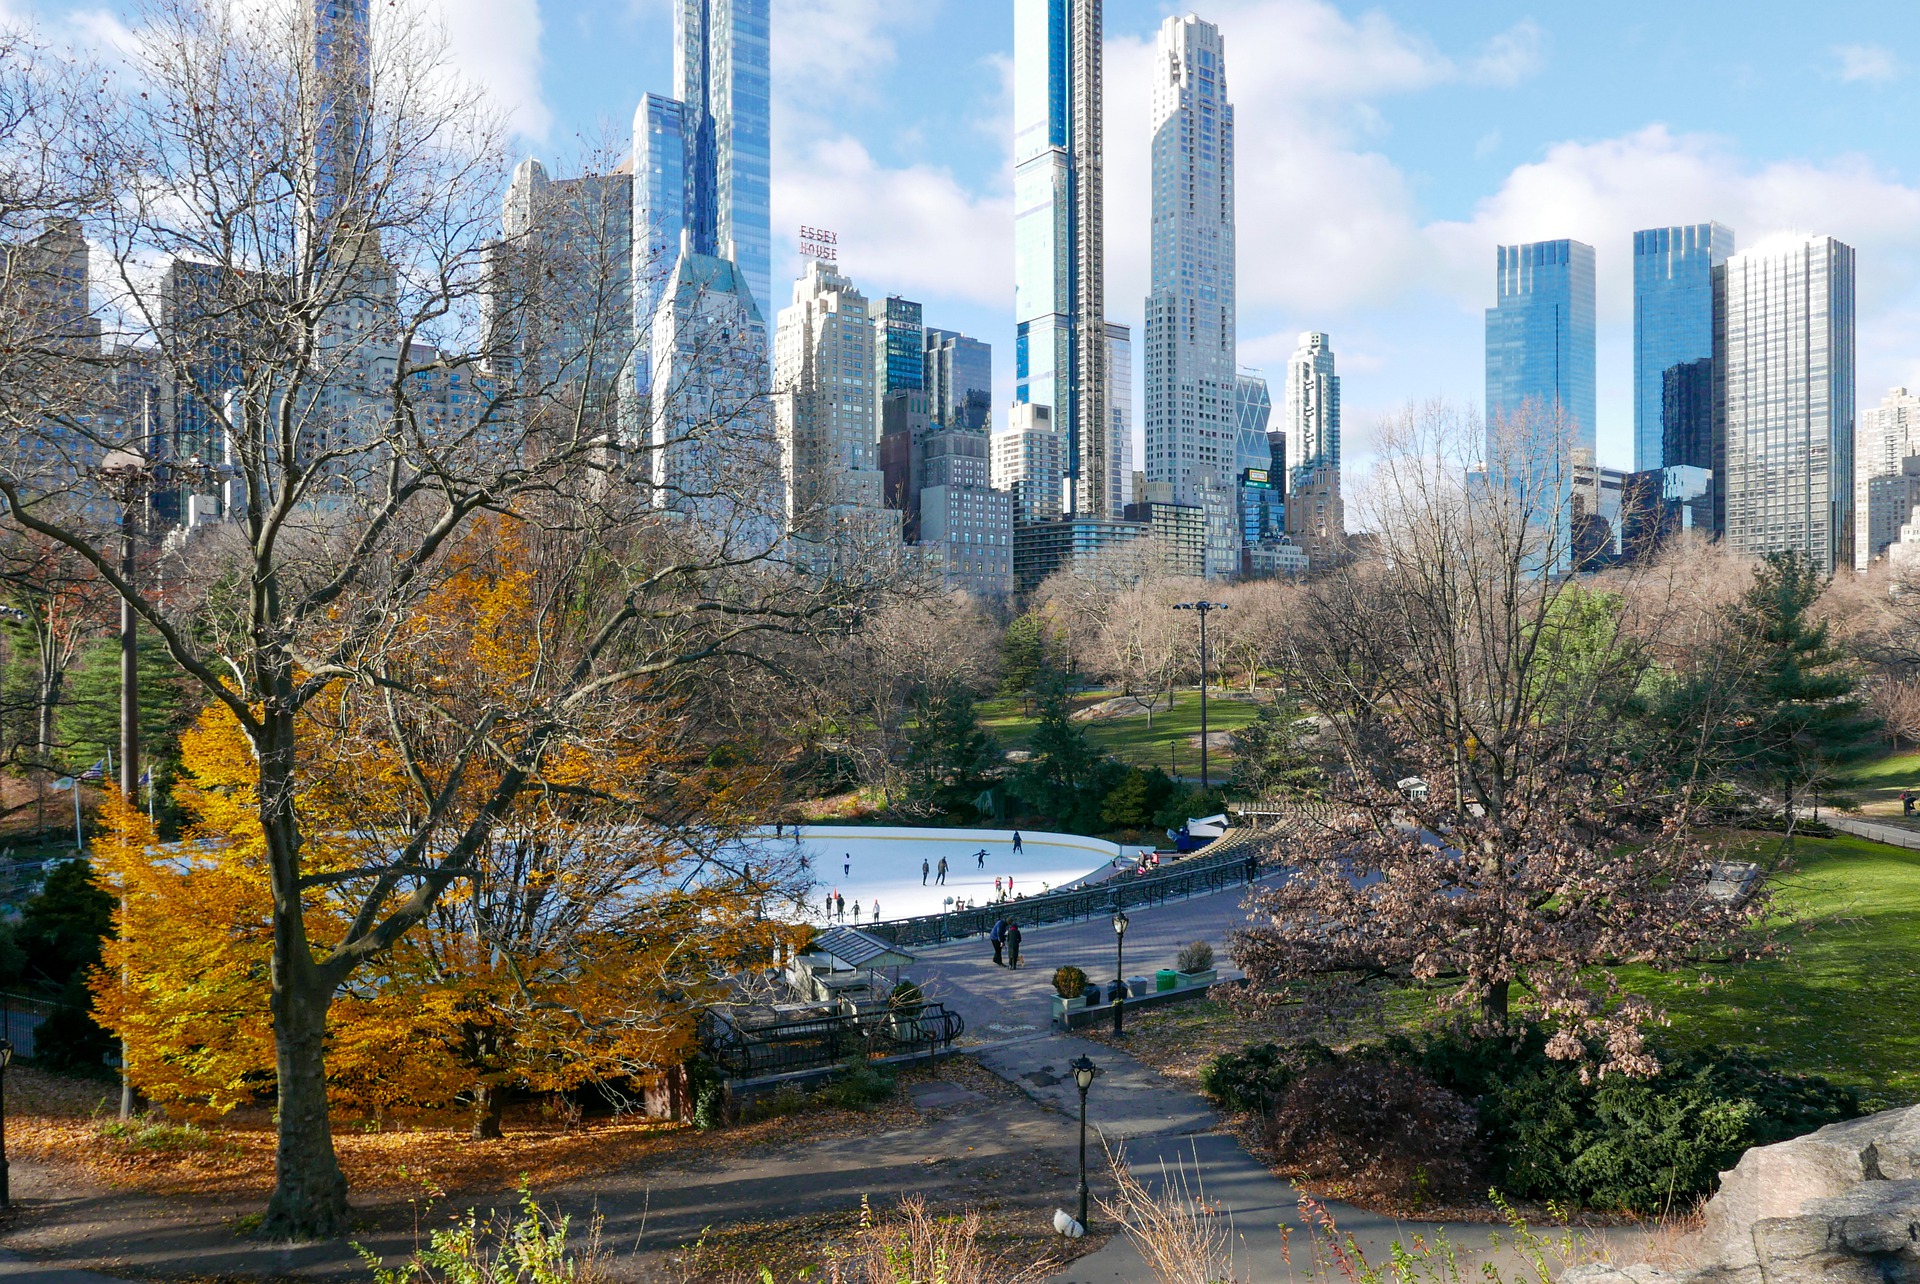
[1006,920,1023,967]
[1905,789,1916,817]
[936,856,948,885]
[922,857,930,885]
[1012,830,1024,853]
[989,919,1006,966]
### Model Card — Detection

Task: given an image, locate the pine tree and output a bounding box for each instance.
[902,690,999,817]
[1228,699,1324,801]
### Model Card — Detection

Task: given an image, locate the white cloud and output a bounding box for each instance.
[1833,43,1902,85]
[430,0,549,142]
[771,0,937,109]
[1468,19,1545,88]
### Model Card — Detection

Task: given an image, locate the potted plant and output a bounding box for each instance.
[1174,940,1217,988]
[1051,965,1090,1022]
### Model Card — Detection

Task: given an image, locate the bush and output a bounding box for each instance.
[1175,940,1214,973]
[822,1057,896,1109]
[889,980,924,1011]
[1053,965,1089,999]
[1197,1040,1335,1115]
[1268,1063,1480,1208]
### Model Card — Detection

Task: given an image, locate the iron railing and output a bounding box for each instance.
[702,1002,965,1080]
[863,827,1290,949]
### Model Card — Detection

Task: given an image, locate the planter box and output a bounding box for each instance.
[1050,994,1088,1023]
[1176,968,1217,988]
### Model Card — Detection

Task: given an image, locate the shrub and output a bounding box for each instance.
[359,1183,609,1284]
[1053,965,1089,999]
[1196,1040,1335,1115]
[1269,1062,1480,1207]
[1175,940,1214,973]
[822,1057,896,1110]
[889,980,924,1011]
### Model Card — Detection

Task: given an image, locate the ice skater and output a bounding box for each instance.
[871,899,880,921]
[976,848,988,869]
[843,852,851,876]
[1012,830,1023,853]
[922,857,930,885]
[852,900,861,923]
[936,856,948,885]
[835,891,845,921]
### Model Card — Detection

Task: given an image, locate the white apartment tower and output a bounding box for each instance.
[1284,331,1344,558]
[773,257,892,563]
[993,403,1067,523]
[1855,386,1920,569]
[1143,14,1236,532]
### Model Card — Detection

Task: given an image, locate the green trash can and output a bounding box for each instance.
[1155,969,1179,992]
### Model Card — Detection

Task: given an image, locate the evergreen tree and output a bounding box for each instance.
[1228,699,1324,800]
[902,690,999,818]
[1727,551,1879,804]
[55,634,195,777]
[1000,613,1056,703]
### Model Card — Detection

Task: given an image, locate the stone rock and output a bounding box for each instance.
[1749,1178,1920,1283]
[1697,1104,1920,1275]
[1560,1266,1681,1283]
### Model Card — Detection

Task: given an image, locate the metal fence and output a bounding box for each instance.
[0,992,52,1059]
[863,828,1289,950]
[702,1002,966,1080]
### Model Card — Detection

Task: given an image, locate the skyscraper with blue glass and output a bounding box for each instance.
[1633,223,1733,473]
[1485,239,1596,473]
[1013,0,1111,516]
[631,0,771,393]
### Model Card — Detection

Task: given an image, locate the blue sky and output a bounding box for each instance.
[20,0,1920,474]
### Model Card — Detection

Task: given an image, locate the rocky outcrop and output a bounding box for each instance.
[1573,1105,1920,1284]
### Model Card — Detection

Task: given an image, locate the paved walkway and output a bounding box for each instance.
[0,1247,122,1283]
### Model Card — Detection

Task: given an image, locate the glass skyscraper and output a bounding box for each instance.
[1284,333,1342,558]
[631,0,771,373]
[1013,0,1112,515]
[1633,222,1733,473]
[925,328,992,433]
[1718,234,1856,576]
[1485,238,1596,484]
[1143,14,1237,523]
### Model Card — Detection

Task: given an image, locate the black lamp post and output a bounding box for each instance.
[1070,1053,1097,1232]
[0,1037,13,1208]
[1111,905,1129,1036]
[1172,600,1229,789]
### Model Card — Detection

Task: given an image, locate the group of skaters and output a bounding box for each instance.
[822,889,879,924]
[921,831,1025,886]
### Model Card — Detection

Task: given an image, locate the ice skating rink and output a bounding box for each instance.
[778,825,1127,925]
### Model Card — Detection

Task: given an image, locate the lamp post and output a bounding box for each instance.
[1172,600,1229,789]
[0,1037,13,1208]
[1111,905,1129,1036]
[1070,1053,1097,1232]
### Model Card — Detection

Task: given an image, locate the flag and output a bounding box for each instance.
[79,759,105,782]
[139,769,152,785]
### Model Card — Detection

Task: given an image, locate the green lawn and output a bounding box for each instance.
[1840,747,1920,813]
[978,688,1266,775]
[1624,830,1920,1104]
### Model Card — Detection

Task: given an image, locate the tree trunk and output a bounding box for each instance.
[470,1081,506,1140]
[1483,979,1511,1025]
[262,966,349,1239]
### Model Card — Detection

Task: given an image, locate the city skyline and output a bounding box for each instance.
[18,0,1920,488]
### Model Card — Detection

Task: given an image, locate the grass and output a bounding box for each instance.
[1838,746,1920,813]
[979,687,1266,775]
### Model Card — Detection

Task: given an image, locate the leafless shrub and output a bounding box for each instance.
[1267,1063,1480,1210]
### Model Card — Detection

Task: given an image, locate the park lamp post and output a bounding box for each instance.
[0,1037,13,1208]
[1111,905,1129,1036]
[1070,1053,1098,1233]
[1172,600,1229,789]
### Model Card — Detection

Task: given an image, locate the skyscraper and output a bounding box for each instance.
[874,295,926,439]
[1633,223,1733,473]
[1485,238,1596,469]
[632,0,771,376]
[1013,0,1112,515]
[924,328,992,432]
[773,256,888,563]
[311,0,370,233]
[1284,334,1342,559]
[1143,15,1236,524]
[1105,321,1133,517]
[1717,234,1856,576]
[1233,371,1279,545]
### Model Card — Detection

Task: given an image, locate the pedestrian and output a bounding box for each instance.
[775,820,783,837]
[936,856,949,885]
[1012,830,1024,853]
[989,918,1006,966]
[852,900,861,923]
[844,852,851,876]
[836,891,845,921]
[1006,920,1023,968]
[922,857,930,884]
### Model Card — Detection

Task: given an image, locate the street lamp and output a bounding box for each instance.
[1172,600,1229,789]
[1111,905,1129,1036]
[1070,1053,1098,1233]
[0,1037,13,1208]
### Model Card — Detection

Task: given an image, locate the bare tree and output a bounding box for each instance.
[0,2,879,1237]
[1233,403,1766,1074]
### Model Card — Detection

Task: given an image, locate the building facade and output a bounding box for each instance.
[1855,386,1920,569]
[1486,239,1596,487]
[1283,333,1342,561]
[1717,234,1856,576]
[1233,370,1280,545]
[1633,223,1733,473]
[993,403,1066,523]
[1013,0,1114,516]
[925,328,992,432]
[1143,15,1235,532]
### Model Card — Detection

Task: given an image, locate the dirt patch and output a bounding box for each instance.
[1078,997,1269,1088]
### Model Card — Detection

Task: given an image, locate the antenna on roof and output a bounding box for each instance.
[799,226,838,263]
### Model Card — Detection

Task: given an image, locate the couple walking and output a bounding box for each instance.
[989,918,1023,967]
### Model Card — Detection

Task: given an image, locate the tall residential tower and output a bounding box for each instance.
[1013,0,1114,515]
[1633,223,1732,473]
[1283,333,1342,560]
